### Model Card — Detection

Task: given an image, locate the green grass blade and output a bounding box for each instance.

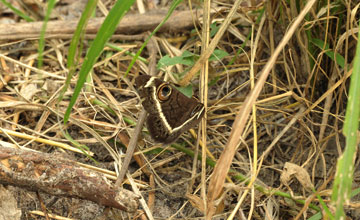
[67,0,98,70]
[315,191,334,219]
[0,0,33,22]
[63,0,135,123]
[64,131,97,163]
[106,42,148,63]
[307,212,322,220]
[38,0,57,68]
[350,187,360,198]
[331,24,360,218]
[58,0,98,102]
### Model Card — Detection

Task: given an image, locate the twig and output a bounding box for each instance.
[0,10,204,40]
[0,145,139,212]
[115,109,147,186]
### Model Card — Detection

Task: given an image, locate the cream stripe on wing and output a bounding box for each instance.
[171,106,204,133]
[150,80,173,133]
[144,76,155,88]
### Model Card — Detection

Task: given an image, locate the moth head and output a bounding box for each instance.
[156,83,172,101]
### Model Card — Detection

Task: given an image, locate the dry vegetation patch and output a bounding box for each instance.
[0,0,359,219]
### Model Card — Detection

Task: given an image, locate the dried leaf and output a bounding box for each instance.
[280,162,314,191]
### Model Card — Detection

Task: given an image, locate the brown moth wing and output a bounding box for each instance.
[159,87,204,129]
[146,113,180,143]
[134,75,204,143]
[152,92,204,143]
[134,75,156,113]
[134,75,151,87]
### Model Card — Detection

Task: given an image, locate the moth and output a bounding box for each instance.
[135,75,205,144]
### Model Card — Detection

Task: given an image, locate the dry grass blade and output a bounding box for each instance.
[179,0,244,86]
[0,127,94,155]
[1,0,359,218]
[206,0,318,217]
